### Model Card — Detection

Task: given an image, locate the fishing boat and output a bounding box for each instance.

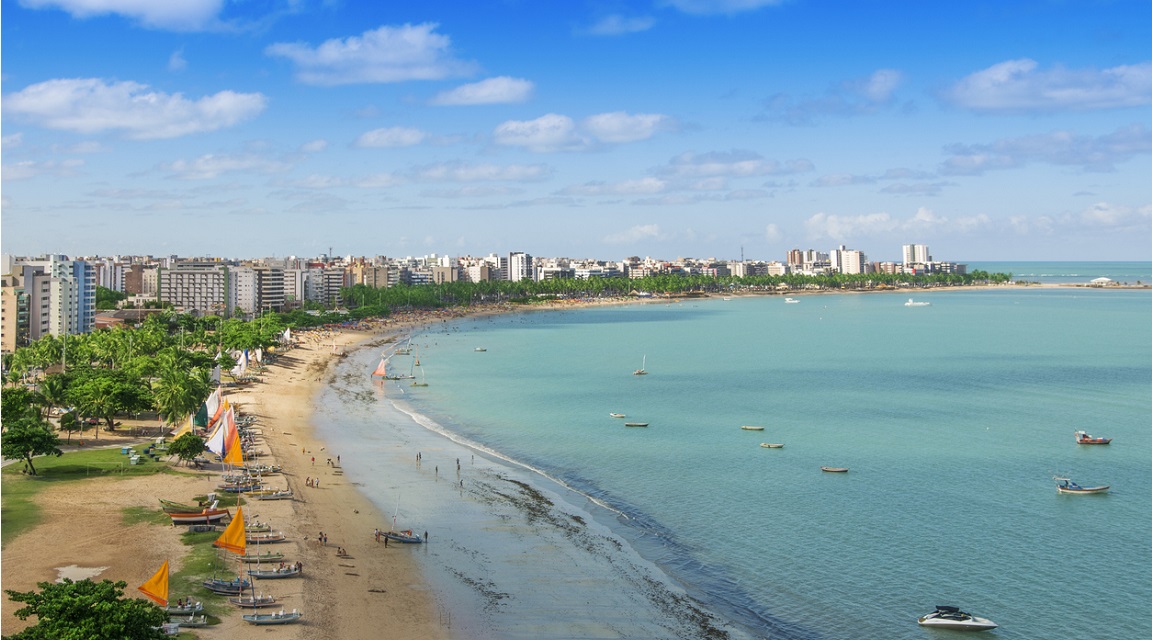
[247,563,302,579]
[741,425,765,431]
[164,600,203,616]
[821,466,849,473]
[904,298,931,307]
[254,489,294,501]
[609,413,626,418]
[173,614,210,628]
[159,498,215,514]
[785,297,799,304]
[169,508,231,526]
[633,355,648,376]
[239,551,285,564]
[230,594,279,608]
[382,529,424,544]
[1074,430,1112,445]
[1055,477,1109,494]
[243,609,303,625]
[624,422,649,427]
[202,577,252,595]
[917,605,998,631]
[760,443,784,448]
[371,357,389,378]
[475,347,487,352]
[246,532,287,544]
[243,464,282,474]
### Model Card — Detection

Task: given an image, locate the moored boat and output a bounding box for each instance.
[820,466,849,473]
[784,297,799,303]
[760,443,784,448]
[741,425,765,431]
[1074,430,1112,445]
[1055,476,1109,494]
[243,609,302,625]
[624,422,649,427]
[904,298,931,307]
[609,413,626,418]
[382,529,424,544]
[917,605,998,631]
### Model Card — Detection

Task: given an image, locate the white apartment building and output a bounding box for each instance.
[508,252,533,282]
[157,262,233,316]
[831,245,869,275]
[903,244,931,265]
[6,255,96,339]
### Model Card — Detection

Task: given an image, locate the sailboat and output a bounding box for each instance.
[383,498,424,544]
[371,357,388,378]
[203,505,252,595]
[411,363,428,387]
[633,355,648,376]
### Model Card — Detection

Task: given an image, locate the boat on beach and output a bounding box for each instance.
[243,609,303,625]
[163,600,202,616]
[247,564,302,579]
[382,529,424,544]
[254,489,294,501]
[1074,430,1112,445]
[246,532,287,544]
[917,605,997,631]
[820,466,849,473]
[173,614,210,628]
[239,551,285,564]
[169,508,231,525]
[230,594,279,608]
[202,577,252,595]
[1055,477,1109,494]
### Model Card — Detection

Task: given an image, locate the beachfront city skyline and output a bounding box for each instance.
[3,1,1151,261]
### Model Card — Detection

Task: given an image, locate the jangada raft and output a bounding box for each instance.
[917,605,998,631]
[243,609,303,625]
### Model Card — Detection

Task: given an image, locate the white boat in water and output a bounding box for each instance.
[633,355,648,376]
[784,297,799,304]
[741,425,765,431]
[917,606,998,631]
[904,298,931,307]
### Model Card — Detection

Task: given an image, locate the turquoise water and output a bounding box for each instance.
[317,284,1152,639]
[970,261,1152,285]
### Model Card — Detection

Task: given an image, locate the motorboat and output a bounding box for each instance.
[820,466,849,473]
[904,298,931,307]
[917,606,997,631]
[784,297,799,304]
[760,443,784,448]
[624,422,649,427]
[741,425,765,431]
[609,413,626,418]
[382,529,424,544]
[1074,430,1112,445]
[475,347,487,352]
[1055,477,1109,494]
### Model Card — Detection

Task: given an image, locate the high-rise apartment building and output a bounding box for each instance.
[157,262,232,316]
[902,244,931,265]
[4,255,96,341]
[508,252,533,282]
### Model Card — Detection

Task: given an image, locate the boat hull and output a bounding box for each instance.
[741,425,765,431]
[918,615,998,631]
[169,509,230,525]
[382,531,424,544]
[820,467,849,473]
[243,611,302,625]
[624,423,648,427]
[760,443,784,448]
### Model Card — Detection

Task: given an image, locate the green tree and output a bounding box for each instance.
[166,432,206,465]
[67,369,152,433]
[3,578,167,640]
[1,417,63,476]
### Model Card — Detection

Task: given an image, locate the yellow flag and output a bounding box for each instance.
[137,560,169,606]
[213,506,246,555]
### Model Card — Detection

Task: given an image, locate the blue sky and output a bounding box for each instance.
[3,0,1151,263]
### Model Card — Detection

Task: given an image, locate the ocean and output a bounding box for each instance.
[313,266,1152,639]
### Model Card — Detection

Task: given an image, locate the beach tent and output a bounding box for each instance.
[1091,277,1113,285]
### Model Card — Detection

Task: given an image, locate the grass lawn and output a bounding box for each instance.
[1,447,193,549]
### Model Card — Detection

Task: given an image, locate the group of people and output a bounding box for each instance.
[305,476,320,488]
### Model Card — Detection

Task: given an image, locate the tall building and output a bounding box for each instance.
[508,252,533,282]
[902,244,931,265]
[157,262,232,316]
[830,245,869,275]
[1,274,30,353]
[6,255,96,340]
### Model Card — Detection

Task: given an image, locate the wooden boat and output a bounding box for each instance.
[247,564,301,579]
[246,532,287,544]
[173,614,210,628]
[169,508,231,525]
[243,464,282,474]
[245,522,271,533]
[243,609,302,625]
[609,413,626,418]
[202,577,251,595]
[624,422,649,427]
[760,443,784,448]
[159,498,208,514]
[254,489,294,501]
[918,606,997,631]
[230,594,279,608]
[240,551,285,564]
[820,467,849,473]
[1074,430,1112,445]
[164,601,202,616]
[218,483,264,493]
[382,529,424,544]
[740,425,765,431]
[1055,477,1109,494]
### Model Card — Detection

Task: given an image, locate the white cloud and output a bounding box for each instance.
[582,14,656,36]
[764,223,781,242]
[421,186,525,199]
[356,172,406,188]
[411,162,551,182]
[2,133,23,149]
[660,150,813,178]
[603,224,662,244]
[1079,202,1152,228]
[2,78,266,139]
[168,49,188,71]
[857,69,903,103]
[164,153,293,180]
[1,158,85,181]
[19,0,223,31]
[561,177,668,196]
[940,124,1152,175]
[581,112,677,143]
[761,68,905,124]
[943,59,1152,113]
[493,113,585,152]
[429,76,534,105]
[806,207,991,241]
[355,126,427,148]
[300,139,328,153]
[265,23,477,86]
[811,173,875,187]
[660,0,785,15]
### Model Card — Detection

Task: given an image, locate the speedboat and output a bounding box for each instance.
[1074,430,1112,445]
[609,413,626,418]
[917,605,998,631]
[624,422,649,427]
[760,443,784,448]
[904,298,931,307]
[1055,477,1109,494]
[784,297,799,303]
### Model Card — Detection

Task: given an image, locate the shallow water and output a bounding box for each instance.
[316,285,1152,639]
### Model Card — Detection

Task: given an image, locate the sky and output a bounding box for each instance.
[2,0,1151,263]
